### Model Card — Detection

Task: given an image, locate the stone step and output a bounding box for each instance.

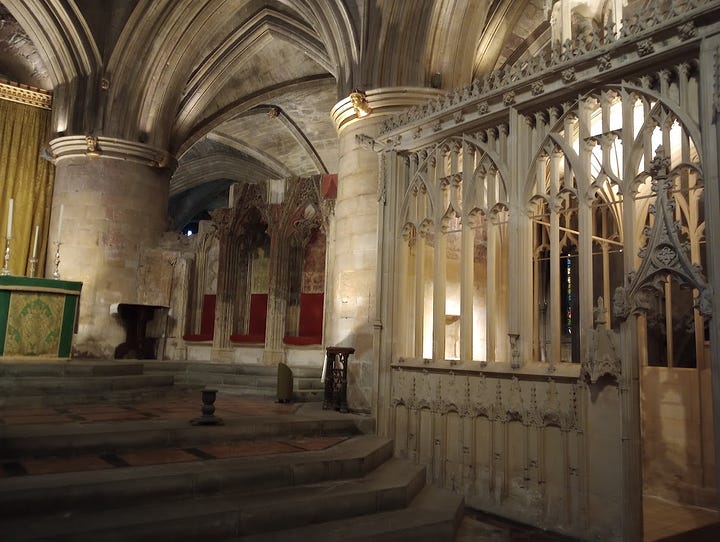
[0,405,370,459]
[294,376,324,390]
[177,372,278,388]
[0,362,145,377]
[0,374,175,394]
[294,388,324,402]
[150,366,324,389]
[156,383,323,404]
[0,458,428,542]
[0,435,394,518]
[141,361,322,379]
[152,367,324,401]
[236,485,465,542]
[0,384,195,409]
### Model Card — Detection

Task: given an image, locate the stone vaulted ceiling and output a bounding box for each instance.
[0,0,549,231]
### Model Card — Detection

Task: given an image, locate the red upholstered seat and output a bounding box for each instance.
[230,293,268,344]
[183,294,216,342]
[283,293,323,346]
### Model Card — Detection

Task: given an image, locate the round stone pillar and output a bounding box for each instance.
[328,88,441,413]
[48,136,175,358]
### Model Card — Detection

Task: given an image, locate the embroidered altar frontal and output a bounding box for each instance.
[0,276,82,358]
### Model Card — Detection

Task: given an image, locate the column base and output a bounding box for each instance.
[164,339,187,360]
[262,349,286,365]
[211,347,234,362]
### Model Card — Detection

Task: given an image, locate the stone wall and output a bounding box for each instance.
[390,362,623,540]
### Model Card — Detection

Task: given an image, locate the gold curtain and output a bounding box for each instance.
[0,98,54,277]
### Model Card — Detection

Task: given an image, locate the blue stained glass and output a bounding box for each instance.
[566,256,572,334]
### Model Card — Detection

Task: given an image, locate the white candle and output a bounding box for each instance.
[6,198,13,239]
[56,204,64,241]
[32,224,39,259]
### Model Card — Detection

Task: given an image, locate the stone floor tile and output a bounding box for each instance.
[199,440,300,458]
[78,412,150,422]
[21,455,114,475]
[118,448,202,466]
[0,407,60,416]
[0,414,72,425]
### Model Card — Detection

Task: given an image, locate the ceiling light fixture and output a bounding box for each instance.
[350,89,372,118]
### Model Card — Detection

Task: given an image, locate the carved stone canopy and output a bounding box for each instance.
[613,146,711,321]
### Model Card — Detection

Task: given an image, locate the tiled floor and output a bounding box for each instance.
[0,393,343,478]
[0,434,349,477]
[0,394,299,426]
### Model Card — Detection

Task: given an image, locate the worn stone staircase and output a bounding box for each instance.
[0,435,463,541]
[0,360,465,541]
[0,360,187,407]
[0,360,324,407]
[141,360,325,402]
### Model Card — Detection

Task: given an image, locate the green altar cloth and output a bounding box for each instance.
[0,276,82,359]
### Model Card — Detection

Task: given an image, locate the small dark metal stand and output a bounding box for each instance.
[322,346,355,413]
[191,389,223,425]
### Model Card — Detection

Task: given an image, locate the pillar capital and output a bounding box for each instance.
[48,135,177,171]
[331,87,443,135]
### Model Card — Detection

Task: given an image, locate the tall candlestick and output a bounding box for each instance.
[52,242,61,280]
[56,204,64,241]
[1,238,9,276]
[32,224,39,259]
[6,198,13,239]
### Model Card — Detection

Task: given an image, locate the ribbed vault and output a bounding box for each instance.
[0,0,555,231]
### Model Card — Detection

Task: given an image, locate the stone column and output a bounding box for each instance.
[698,32,720,516]
[164,253,192,360]
[263,224,290,364]
[285,236,306,336]
[232,250,251,336]
[329,88,442,414]
[431,150,447,362]
[211,208,237,362]
[47,136,174,359]
[460,143,475,362]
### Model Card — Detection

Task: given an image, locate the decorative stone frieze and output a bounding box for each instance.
[0,81,52,109]
[332,87,443,135]
[378,1,714,143]
[679,21,697,41]
[390,366,580,431]
[49,135,176,170]
[561,68,576,82]
[637,38,654,57]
